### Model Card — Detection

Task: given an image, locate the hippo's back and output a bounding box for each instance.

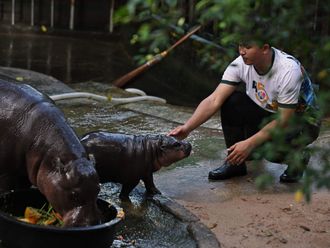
[81,131,140,160]
[0,80,86,188]
[0,80,52,123]
[81,131,150,182]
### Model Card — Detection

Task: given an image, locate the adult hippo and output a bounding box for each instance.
[80,131,192,200]
[0,80,101,227]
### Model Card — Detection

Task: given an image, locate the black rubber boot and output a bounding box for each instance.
[279,169,303,183]
[208,162,247,180]
[279,151,310,183]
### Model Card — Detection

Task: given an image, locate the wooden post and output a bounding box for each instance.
[11,0,15,25]
[50,0,54,28]
[69,0,75,30]
[109,0,114,33]
[30,0,34,26]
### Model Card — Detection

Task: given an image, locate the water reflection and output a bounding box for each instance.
[66,42,72,83]
[46,40,52,75]
[0,33,127,84]
[6,39,13,67]
[27,40,32,69]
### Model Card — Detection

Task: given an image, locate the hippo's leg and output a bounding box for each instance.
[119,182,139,201]
[143,174,161,196]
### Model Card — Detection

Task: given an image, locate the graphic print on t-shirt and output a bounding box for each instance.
[252,80,268,103]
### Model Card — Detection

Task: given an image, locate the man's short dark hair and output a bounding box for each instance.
[239,15,274,46]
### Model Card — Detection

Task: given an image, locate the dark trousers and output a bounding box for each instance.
[220,91,320,164]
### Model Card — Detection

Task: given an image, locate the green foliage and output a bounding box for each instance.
[115,0,329,83]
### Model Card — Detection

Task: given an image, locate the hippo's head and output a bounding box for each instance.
[37,157,101,227]
[153,135,192,170]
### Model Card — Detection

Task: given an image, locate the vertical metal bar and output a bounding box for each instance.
[66,43,72,82]
[50,0,54,28]
[27,41,32,70]
[30,0,34,26]
[69,0,75,30]
[7,40,13,67]
[46,41,52,75]
[0,0,3,20]
[11,0,15,25]
[109,0,114,33]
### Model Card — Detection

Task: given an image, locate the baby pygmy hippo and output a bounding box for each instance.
[80,131,192,200]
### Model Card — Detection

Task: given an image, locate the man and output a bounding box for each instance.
[168,41,320,183]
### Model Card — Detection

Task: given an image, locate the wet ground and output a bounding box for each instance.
[99,184,196,248]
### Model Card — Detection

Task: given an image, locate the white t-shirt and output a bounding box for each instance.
[221,47,316,113]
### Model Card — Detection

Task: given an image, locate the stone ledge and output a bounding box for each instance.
[152,194,221,248]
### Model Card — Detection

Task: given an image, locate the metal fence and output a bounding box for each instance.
[0,0,117,32]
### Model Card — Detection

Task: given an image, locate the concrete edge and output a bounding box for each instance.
[151,194,221,248]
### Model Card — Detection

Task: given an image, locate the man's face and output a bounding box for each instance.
[238,43,264,65]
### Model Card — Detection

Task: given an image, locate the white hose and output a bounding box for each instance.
[124,88,147,96]
[50,92,107,102]
[49,91,166,104]
[110,95,166,104]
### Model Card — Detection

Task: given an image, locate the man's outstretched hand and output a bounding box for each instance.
[167,125,189,140]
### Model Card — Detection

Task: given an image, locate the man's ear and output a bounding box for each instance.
[262,44,271,54]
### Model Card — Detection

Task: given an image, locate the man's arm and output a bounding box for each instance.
[226,107,296,165]
[168,83,236,140]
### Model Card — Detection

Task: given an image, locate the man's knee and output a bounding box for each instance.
[221,91,249,126]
